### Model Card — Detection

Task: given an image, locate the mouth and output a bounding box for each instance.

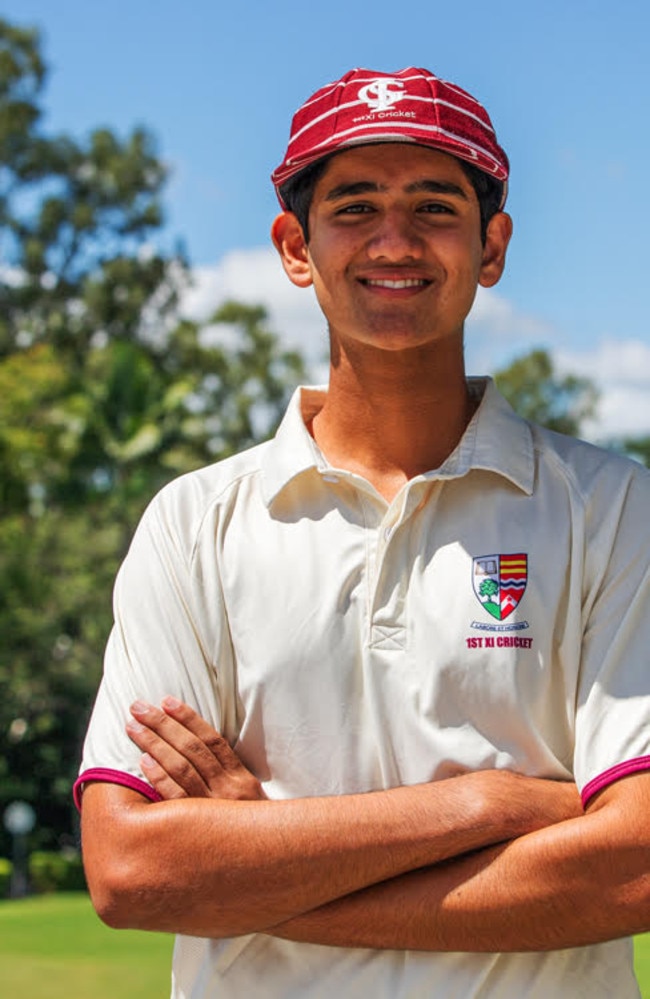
[359,277,431,290]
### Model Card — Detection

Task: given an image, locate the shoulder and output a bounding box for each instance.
[531,423,650,502]
[529,426,650,567]
[158,439,270,506]
[472,381,650,511]
[131,440,273,558]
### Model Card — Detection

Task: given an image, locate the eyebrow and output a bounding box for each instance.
[405,180,468,199]
[323,179,469,202]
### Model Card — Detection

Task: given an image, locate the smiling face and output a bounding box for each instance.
[273,143,512,357]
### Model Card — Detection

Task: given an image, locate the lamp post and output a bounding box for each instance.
[3,800,36,898]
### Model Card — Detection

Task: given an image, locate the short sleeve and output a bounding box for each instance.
[75,475,232,806]
[574,465,650,805]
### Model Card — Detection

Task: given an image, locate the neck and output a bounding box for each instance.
[311,337,476,502]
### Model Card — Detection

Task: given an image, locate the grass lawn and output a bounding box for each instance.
[636,934,650,996]
[1,893,649,997]
[0,893,173,998]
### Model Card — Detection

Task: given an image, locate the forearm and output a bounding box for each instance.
[269,780,650,952]
[81,771,578,938]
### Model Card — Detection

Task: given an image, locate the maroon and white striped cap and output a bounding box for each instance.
[272,67,509,207]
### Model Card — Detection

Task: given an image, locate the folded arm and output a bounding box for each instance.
[268,773,650,951]
[80,700,581,940]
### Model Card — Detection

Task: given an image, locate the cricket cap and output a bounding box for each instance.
[272,67,509,208]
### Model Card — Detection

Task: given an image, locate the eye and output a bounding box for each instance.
[335,202,374,216]
[418,201,454,215]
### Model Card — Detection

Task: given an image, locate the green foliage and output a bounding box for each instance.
[618,436,650,468]
[0,15,170,362]
[494,348,599,436]
[28,851,86,894]
[0,17,306,856]
[479,578,498,598]
[494,349,650,464]
[0,858,12,898]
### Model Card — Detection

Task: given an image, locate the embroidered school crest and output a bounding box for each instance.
[472,553,528,621]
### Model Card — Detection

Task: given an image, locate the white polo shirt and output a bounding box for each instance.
[78,379,650,998]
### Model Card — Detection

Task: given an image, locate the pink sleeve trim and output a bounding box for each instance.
[581,756,650,807]
[74,767,162,811]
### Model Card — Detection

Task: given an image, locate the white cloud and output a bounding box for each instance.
[468,286,554,343]
[557,340,650,439]
[465,286,557,374]
[557,339,650,391]
[179,247,650,440]
[180,247,328,374]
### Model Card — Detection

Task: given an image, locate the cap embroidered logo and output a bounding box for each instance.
[357,78,405,113]
[271,67,510,208]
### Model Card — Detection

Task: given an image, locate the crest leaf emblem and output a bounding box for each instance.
[472,553,528,621]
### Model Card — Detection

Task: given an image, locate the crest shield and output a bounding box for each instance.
[472,553,528,621]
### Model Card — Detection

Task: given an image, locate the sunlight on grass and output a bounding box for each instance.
[1,894,649,998]
[0,893,173,999]
[635,934,650,998]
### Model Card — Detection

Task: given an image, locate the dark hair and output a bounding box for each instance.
[458,161,504,244]
[278,151,504,245]
[278,158,331,243]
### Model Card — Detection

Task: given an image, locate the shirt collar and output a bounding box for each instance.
[430,378,535,494]
[261,379,534,506]
[261,386,329,504]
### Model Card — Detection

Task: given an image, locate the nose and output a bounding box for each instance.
[366,208,424,261]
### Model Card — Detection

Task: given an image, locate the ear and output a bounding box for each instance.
[271,212,313,288]
[478,212,513,289]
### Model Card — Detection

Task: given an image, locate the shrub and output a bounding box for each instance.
[0,857,12,898]
[28,851,86,893]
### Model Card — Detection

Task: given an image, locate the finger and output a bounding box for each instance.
[158,697,267,801]
[140,752,188,801]
[130,699,267,801]
[129,701,236,789]
[126,712,213,797]
[160,697,241,770]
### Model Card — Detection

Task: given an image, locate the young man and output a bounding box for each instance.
[77,68,650,997]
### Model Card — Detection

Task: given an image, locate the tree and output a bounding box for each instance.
[617,436,650,469]
[477,577,500,620]
[0,20,171,362]
[494,348,599,437]
[0,18,305,857]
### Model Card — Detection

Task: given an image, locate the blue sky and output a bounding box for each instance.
[4,0,650,437]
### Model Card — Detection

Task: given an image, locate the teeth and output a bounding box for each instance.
[364,278,426,289]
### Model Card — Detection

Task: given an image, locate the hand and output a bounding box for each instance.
[126,697,267,801]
